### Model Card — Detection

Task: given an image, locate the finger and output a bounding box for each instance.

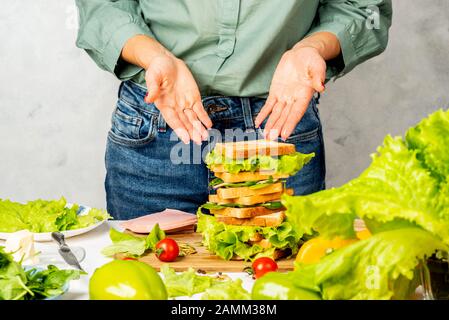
[145,72,162,103]
[192,101,213,129]
[264,101,286,140]
[183,108,206,145]
[255,95,277,128]
[310,64,326,93]
[192,111,209,142]
[180,96,208,141]
[311,76,325,93]
[272,102,293,141]
[160,108,190,144]
[280,100,309,141]
[176,96,204,144]
[177,108,193,133]
[177,104,202,145]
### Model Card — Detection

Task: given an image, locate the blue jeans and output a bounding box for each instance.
[105,81,326,220]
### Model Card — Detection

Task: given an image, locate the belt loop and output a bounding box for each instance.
[157,112,167,133]
[118,81,125,99]
[315,92,321,105]
[241,98,255,131]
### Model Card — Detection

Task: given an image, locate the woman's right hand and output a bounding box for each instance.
[144,53,212,144]
[122,35,212,145]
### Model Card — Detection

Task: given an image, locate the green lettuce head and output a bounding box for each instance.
[283,134,449,245]
[252,228,447,300]
[267,109,449,300]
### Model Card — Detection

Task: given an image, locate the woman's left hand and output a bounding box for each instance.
[255,46,327,141]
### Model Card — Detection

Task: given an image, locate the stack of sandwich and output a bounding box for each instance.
[197,140,314,261]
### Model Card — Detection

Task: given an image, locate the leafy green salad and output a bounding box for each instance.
[0,197,111,233]
[161,265,250,300]
[0,247,84,300]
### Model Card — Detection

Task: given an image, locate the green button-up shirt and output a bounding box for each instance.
[75,0,392,97]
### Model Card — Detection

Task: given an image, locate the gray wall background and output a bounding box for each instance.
[1,0,448,209]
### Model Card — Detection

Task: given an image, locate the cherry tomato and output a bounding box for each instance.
[252,257,278,279]
[155,238,180,262]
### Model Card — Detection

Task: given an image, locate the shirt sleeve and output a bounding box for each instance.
[307,0,393,80]
[75,0,155,80]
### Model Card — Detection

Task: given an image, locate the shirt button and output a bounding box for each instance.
[217,37,236,58]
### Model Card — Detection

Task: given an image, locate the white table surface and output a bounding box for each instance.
[6,221,255,300]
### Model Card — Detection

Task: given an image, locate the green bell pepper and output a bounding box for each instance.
[89,260,168,300]
[252,272,321,300]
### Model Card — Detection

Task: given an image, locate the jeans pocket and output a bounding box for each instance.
[285,97,322,143]
[286,127,320,143]
[108,98,158,147]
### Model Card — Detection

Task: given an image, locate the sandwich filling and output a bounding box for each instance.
[209,176,280,189]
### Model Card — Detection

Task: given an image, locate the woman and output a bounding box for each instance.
[75,0,392,220]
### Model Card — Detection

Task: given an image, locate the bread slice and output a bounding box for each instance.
[214,140,296,159]
[209,189,294,206]
[215,171,289,183]
[216,211,285,227]
[210,206,282,219]
[217,182,284,199]
[208,194,233,204]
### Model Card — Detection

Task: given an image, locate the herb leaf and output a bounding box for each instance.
[0,247,83,300]
[102,224,166,257]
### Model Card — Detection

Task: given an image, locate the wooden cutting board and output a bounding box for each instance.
[117,231,295,272]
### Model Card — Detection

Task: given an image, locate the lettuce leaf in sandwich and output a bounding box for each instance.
[197,210,300,261]
[201,201,284,211]
[205,151,315,175]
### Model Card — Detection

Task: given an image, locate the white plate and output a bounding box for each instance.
[0,205,107,242]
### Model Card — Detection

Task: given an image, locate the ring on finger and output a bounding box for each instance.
[182,104,194,113]
[284,97,296,105]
